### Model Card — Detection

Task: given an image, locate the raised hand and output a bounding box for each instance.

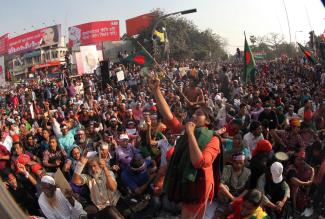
[148,75,160,93]
[79,148,88,165]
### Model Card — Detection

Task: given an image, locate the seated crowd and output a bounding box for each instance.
[0,59,324,219]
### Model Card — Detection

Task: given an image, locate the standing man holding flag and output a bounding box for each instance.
[243,33,256,84]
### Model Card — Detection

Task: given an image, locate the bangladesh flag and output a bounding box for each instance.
[298,43,316,64]
[126,49,153,66]
[243,34,256,84]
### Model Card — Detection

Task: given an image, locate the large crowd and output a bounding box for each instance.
[0,55,324,219]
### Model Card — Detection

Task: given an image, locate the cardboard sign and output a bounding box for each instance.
[116,70,125,82]
[126,128,136,135]
[53,169,71,191]
[86,151,98,159]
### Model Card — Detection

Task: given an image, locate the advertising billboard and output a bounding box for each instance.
[126,13,155,36]
[0,56,6,86]
[8,25,61,55]
[68,20,120,47]
[0,34,9,55]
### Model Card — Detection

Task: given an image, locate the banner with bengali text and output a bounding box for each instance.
[68,20,120,47]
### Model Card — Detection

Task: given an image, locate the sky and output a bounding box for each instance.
[0,0,324,54]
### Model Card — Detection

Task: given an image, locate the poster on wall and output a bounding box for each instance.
[80,45,99,74]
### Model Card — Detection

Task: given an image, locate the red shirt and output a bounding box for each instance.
[224,123,237,137]
[0,144,10,170]
[227,198,243,219]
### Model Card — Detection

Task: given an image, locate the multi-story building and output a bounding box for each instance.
[7,37,68,80]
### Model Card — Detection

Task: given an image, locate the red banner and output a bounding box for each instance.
[126,13,155,36]
[31,60,62,72]
[0,34,9,55]
[68,20,120,47]
[8,25,61,55]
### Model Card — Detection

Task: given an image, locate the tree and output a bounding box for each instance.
[263,32,285,50]
[249,35,257,46]
[249,33,298,59]
[276,42,297,58]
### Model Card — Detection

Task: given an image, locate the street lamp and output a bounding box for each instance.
[151,8,197,62]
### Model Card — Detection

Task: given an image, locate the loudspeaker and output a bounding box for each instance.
[100,60,110,88]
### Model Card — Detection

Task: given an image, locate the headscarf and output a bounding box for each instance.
[252,140,272,157]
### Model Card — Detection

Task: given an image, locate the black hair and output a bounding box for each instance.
[243,189,263,207]
[240,103,247,109]
[249,121,261,132]
[311,141,322,151]
[261,120,269,128]
[26,133,34,139]
[130,155,144,169]
[0,168,14,181]
[200,105,215,129]
[11,141,24,155]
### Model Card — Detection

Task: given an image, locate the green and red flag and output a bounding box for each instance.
[298,43,316,64]
[126,49,153,67]
[243,34,256,83]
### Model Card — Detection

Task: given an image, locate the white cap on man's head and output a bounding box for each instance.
[270,162,283,184]
[41,175,56,185]
[215,94,222,101]
[119,134,129,140]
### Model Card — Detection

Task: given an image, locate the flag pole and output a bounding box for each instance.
[243,31,247,84]
[136,41,190,103]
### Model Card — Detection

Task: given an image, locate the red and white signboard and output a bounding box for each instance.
[0,34,8,55]
[68,20,120,47]
[8,25,61,55]
[0,56,6,86]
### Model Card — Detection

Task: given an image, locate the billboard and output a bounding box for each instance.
[0,56,6,86]
[126,13,155,36]
[0,34,8,55]
[68,20,120,47]
[80,45,99,74]
[8,25,61,55]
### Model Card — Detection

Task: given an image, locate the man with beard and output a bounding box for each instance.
[74,129,94,151]
[72,154,124,219]
[38,175,86,219]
